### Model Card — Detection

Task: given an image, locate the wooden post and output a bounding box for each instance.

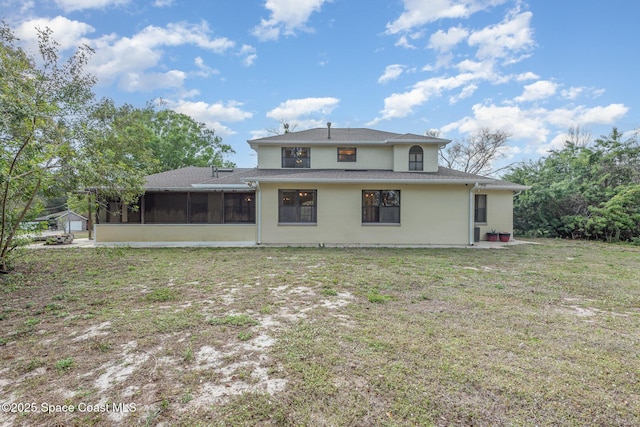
[87,192,93,240]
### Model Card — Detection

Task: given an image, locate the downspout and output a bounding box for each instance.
[469,183,479,245]
[255,182,262,245]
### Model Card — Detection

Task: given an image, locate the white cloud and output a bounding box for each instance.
[387,0,471,34]
[576,104,629,124]
[238,44,258,67]
[514,80,557,103]
[428,26,469,52]
[468,10,534,61]
[516,71,539,81]
[369,73,477,123]
[266,97,340,122]
[449,84,477,104]
[441,102,629,155]
[252,0,328,41]
[561,86,605,100]
[386,0,509,34]
[561,86,583,100]
[14,16,95,52]
[169,100,253,137]
[53,0,129,12]
[119,70,186,92]
[194,57,220,78]
[378,64,405,84]
[153,0,174,6]
[395,35,416,49]
[86,21,235,91]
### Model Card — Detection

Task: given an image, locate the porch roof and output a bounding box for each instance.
[144,167,256,191]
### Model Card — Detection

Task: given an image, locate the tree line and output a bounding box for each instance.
[1,23,233,272]
[504,128,640,243]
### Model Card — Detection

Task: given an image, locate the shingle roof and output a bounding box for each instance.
[34,211,87,221]
[144,167,256,190]
[143,167,529,191]
[248,127,450,146]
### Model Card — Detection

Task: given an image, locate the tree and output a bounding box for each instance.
[73,99,159,237]
[145,109,235,172]
[505,127,640,241]
[1,23,95,272]
[439,128,511,176]
[266,120,297,135]
[0,23,155,272]
[566,125,592,148]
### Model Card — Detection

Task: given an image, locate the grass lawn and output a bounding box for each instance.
[0,239,638,426]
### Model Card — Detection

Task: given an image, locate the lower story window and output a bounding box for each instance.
[279,190,317,223]
[224,193,256,223]
[475,194,487,223]
[362,190,400,223]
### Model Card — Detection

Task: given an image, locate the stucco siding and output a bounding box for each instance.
[95,224,256,245]
[259,183,470,245]
[257,145,394,169]
[474,190,514,239]
[393,145,439,172]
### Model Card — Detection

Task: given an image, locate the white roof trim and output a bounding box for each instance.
[243,177,496,185]
[190,184,253,189]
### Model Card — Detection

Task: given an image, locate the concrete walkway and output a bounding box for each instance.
[27,238,535,250]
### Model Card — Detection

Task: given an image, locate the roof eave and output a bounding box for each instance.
[242,177,497,185]
[144,184,252,191]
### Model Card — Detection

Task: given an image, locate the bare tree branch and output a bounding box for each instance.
[439,128,511,176]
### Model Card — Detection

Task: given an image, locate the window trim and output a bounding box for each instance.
[278,189,317,224]
[409,145,423,171]
[337,147,357,162]
[281,147,310,168]
[362,190,401,224]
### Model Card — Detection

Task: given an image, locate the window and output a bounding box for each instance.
[338,147,357,162]
[475,194,487,223]
[409,146,423,171]
[224,193,255,223]
[362,190,400,224]
[282,147,310,168]
[279,190,317,223]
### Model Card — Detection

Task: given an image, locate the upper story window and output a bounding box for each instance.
[282,147,310,168]
[337,147,357,162]
[409,146,423,171]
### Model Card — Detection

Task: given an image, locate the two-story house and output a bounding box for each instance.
[94,124,528,246]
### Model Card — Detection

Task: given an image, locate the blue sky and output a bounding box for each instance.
[3,0,639,172]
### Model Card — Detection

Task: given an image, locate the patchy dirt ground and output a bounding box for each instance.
[0,250,355,426]
[1,243,639,426]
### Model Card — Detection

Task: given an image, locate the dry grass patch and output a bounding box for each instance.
[0,241,639,426]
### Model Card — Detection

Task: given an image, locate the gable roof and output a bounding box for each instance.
[143,167,529,191]
[34,210,88,221]
[248,127,450,147]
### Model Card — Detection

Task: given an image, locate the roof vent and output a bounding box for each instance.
[211,166,218,178]
[327,122,331,139]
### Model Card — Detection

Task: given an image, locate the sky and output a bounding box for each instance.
[3,0,639,172]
